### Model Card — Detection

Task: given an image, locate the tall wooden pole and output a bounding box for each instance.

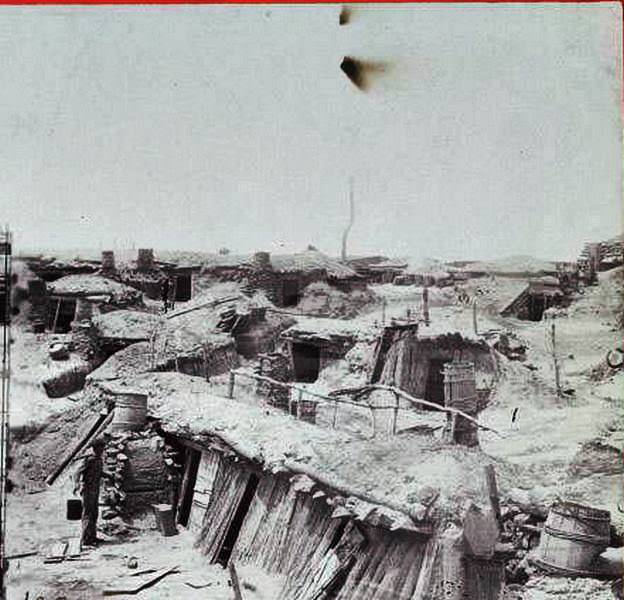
[472,299,478,336]
[551,323,561,397]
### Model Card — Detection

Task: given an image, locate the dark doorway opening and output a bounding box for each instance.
[528,295,546,321]
[176,448,201,527]
[282,279,301,307]
[216,473,260,566]
[175,274,192,302]
[292,343,321,382]
[47,297,77,333]
[424,359,450,407]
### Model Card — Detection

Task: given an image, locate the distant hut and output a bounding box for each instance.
[370,323,495,408]
[197,249,364,308]
[500,276,564,322]
[45,274,143,333]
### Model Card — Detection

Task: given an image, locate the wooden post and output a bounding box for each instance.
[392,391,399,435]
[370,407,377,438]
[297,388,303,420]
[422,287,430,326]
[51,297,61,333]
[550,323,561,397]
[228,562,244,600]
[484,464,501,529]
[381,298,387,325]
[202,345,209,381]
[228,371,236,399]
[472,300,478,336]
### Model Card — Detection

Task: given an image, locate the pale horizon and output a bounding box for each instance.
[2,4,622,263]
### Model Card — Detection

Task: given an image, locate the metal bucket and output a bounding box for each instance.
[67,498,83,521]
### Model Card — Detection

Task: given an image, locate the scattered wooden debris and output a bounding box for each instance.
[5,550,38,560]
[102,565,180,596]
[66,538,82,559]
[184,580,213,589]
[43,541,68,564]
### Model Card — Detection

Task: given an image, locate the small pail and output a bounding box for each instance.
[67,498,83,521]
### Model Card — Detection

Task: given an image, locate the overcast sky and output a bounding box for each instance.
[1,3,621,261]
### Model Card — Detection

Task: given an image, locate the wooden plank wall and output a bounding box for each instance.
[334,526,428,600]
[187,451,221,532]
[187,449,501,600]
[194,456,252,562]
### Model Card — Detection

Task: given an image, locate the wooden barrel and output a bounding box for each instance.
[537,502,611,572]
[111,392,148,432]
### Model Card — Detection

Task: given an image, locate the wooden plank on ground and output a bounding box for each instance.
[102,565,179,596]
[66,538,82,559]
[45,410,112,486]
[5,550,38,560]
[43,541,68,564]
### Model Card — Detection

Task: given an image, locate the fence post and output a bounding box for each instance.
[472,299,478,336]
[392,391,399,435]
[550,322,562,398]
[370,407,377,438]
[228,371,236,399]
[297,388,303,420]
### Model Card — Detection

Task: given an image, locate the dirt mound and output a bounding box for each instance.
[297,281,378,318]
[10,393,106,488]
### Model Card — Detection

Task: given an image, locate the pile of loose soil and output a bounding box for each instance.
[10,393,106,488]
[297,281,379,318]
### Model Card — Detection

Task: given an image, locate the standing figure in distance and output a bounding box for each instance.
[73,436,105,547]
[162,278,170,314]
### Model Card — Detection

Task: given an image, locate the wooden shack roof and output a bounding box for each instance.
[47,274,142,301]
[93,372,499,526]
[199,250,359,280]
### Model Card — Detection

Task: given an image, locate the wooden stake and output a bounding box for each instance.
[228,562,244,600]
[484,464,501,529]
[422,287,430,326]
[228,371,236,399]
[297,389,303,420]
[51,298,61,333]
[392,391,399,435]
[472,299,478,336]
[550,323,561,397]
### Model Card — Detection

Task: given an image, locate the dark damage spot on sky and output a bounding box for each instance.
[339,6,351,25]
[340,56,390,92]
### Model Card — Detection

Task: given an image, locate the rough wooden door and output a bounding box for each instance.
[187,451,221,533]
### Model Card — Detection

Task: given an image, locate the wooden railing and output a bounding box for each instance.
[226,369,501,437]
